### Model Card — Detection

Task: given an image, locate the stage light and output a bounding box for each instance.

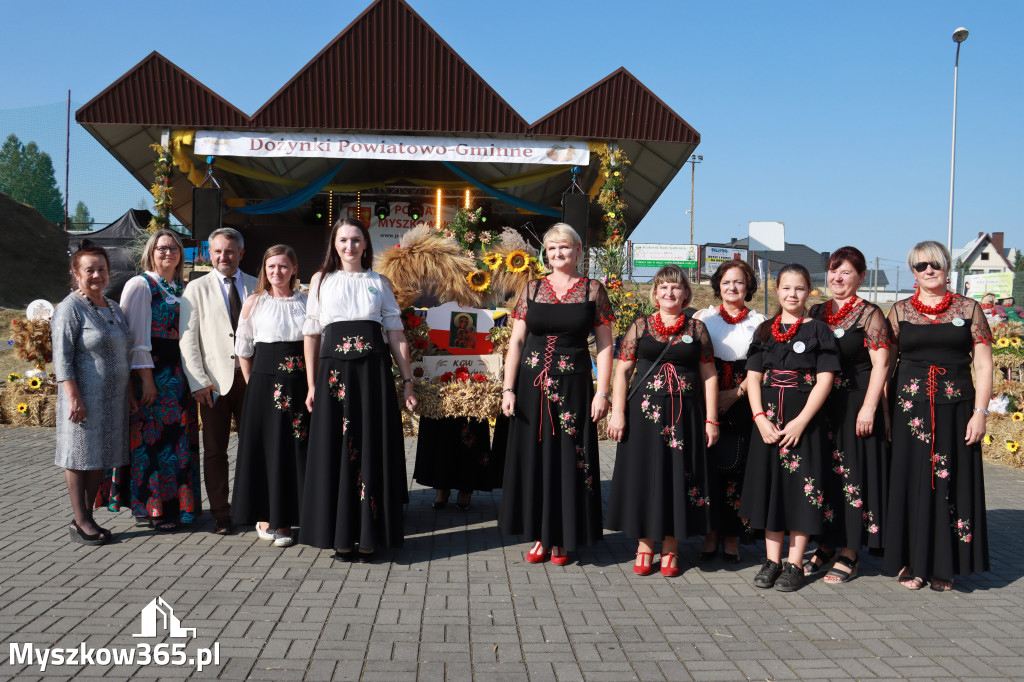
[375,199,390,221]
[464,189,471,209]
[408,200,424,221]
[436,189,443,229]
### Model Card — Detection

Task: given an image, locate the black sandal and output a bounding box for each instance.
[149,518,178,532]
[803,547,836,576]
[824,554,858,584]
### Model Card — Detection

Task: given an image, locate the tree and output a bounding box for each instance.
[0,133,65,224]
[70,201,93,230]
[1015,250,1023,272]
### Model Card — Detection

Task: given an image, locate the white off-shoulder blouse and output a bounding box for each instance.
[302,270,403,336]
[234,292,308,358]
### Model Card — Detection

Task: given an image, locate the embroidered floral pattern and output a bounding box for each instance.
[763,402,778,425]
[328,370,347,401]
[277,355,305,373]
[272,384,292,411]
[335,336,371,354]
[555,355,574,373]
[952,517,972,543]
[646,374,692,393]
[661,425,683,450]
[903,380,920,397]
[943,380,961,400]
[780,445,801,472]
[833,373,852,390]
[639,395,662,423]
[687,485,710,508]
[862,510,879,535]
[932,452,950,480]
[575,445,594,493]
[802,477,835,522]
[908,416,931,443]
[525,351,540,369]
[290,414,307,440]
[559,410,577,436]
[802,371,816,386]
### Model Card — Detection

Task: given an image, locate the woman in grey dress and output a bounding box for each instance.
[52,240,134,546]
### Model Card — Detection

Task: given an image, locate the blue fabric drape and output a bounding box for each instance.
[232,163,345,215]
[440,161,560,217]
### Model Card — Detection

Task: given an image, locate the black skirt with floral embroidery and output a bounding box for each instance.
[883,315,989,578]
[232,341,308,529]
[414,417,503,492]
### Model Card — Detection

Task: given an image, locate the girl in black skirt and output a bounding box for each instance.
[606,265,719,576]
[299,218,418,562]
[740,264,840,592]
[231,245,308,547]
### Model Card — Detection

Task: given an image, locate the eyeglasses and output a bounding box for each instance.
[912,261,943,272]
[155,246,180,254]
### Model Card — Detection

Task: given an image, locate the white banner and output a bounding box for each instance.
[632,243,698,269]
[703,246,749,275]
[195,131,588,165]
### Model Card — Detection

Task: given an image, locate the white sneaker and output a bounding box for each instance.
[273,533,295,547]
[255,523,274,541]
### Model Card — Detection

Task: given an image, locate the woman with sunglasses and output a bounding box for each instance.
[884,241,992,592]
[803,246,894,583]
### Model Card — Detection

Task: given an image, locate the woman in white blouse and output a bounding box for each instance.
[299,218,418,563]
[693,260,767,563]
[230,245,308,547]
[97,229,200,532]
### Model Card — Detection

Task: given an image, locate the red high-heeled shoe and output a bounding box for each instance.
[634,551,654,575]
[660,552,679,577]
[525,542,548,563]
[550,546,570,566]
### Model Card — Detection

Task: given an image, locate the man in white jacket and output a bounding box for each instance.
[180,228,257,535]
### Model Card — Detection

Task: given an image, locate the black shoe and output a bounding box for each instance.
[332,548,357,562]
[455,492,472,512]
[431,490,450,510]
[69,521,106,546]
[698,549,717,562]
[213,520,234,536]
[722,550,741,564]
[356,549,376,563]
[753,559,782,588]
[774,561,805,592]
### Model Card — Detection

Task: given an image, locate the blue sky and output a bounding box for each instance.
[2,1,1020,283]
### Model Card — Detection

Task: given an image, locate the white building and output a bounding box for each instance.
[953,232,1016,275]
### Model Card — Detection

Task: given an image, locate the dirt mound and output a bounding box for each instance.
[0,192,71,308]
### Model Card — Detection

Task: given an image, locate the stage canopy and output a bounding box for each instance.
[76,0,700,248]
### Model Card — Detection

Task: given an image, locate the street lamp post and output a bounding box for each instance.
[689,154,702,281]
[947,27,969,254]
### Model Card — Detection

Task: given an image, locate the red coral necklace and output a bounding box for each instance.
[824,297,858,325]
[771,315,802,343]
[910,290,953,315]
[651,312,686,336]
[718,304,749,325]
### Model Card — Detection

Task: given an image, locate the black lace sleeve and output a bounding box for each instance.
[968,298,994,345]
[510,279,537,321]
[618,316,644,362]
[862,304,895,350]
[886,300,905,342]
[695,319,715,364]
[589,280,616,326]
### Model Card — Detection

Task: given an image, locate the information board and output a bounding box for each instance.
[703,246,749,275]
[632,243,698,269]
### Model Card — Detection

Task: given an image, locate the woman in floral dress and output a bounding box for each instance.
[740,264,840,592]
[101,229,199,531]
[299,218,418,562]
[884,240,991,592]
[499,223,614,566]
[606,265,719,576]
[803,246,893,583]
[231,245,308,547]
[693,260,766,563]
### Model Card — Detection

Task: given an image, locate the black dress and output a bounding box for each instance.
[413,417,503,492]
[231,341,308,529]
[498,277,614,551]
[883,295,991,578]
[300,321,409,550]
[605,314,716,541]
[809,299,893,550]
[739,318,841,534]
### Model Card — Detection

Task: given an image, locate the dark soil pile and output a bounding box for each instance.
[0,192,71,308]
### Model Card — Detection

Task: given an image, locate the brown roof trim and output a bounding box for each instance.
[75,52,249,127]
[250,0,527,134]
[529,67,699,144]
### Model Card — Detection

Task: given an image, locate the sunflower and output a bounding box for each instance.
[983,434,993,445]
[1008,441,1021,453]
[506,250,530,273]
[1012,412,1024,422]
[997,337,1011,348]
[27,376,42,389]
[16,403,28,414]
[483,253,504,271]
[7,373,20,384]
[1012,337,1022,348]
[467,269,491,292]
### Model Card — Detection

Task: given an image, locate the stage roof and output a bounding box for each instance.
[76,0,700,241]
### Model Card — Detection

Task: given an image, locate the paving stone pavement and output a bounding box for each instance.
[0,426,1023,680]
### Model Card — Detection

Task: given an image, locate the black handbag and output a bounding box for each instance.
[711,420,748,473]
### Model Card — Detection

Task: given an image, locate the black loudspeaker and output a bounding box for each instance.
[192,187,222,241]
[561,192,591,249]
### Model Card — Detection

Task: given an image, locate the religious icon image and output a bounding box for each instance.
[449,312,477,350]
